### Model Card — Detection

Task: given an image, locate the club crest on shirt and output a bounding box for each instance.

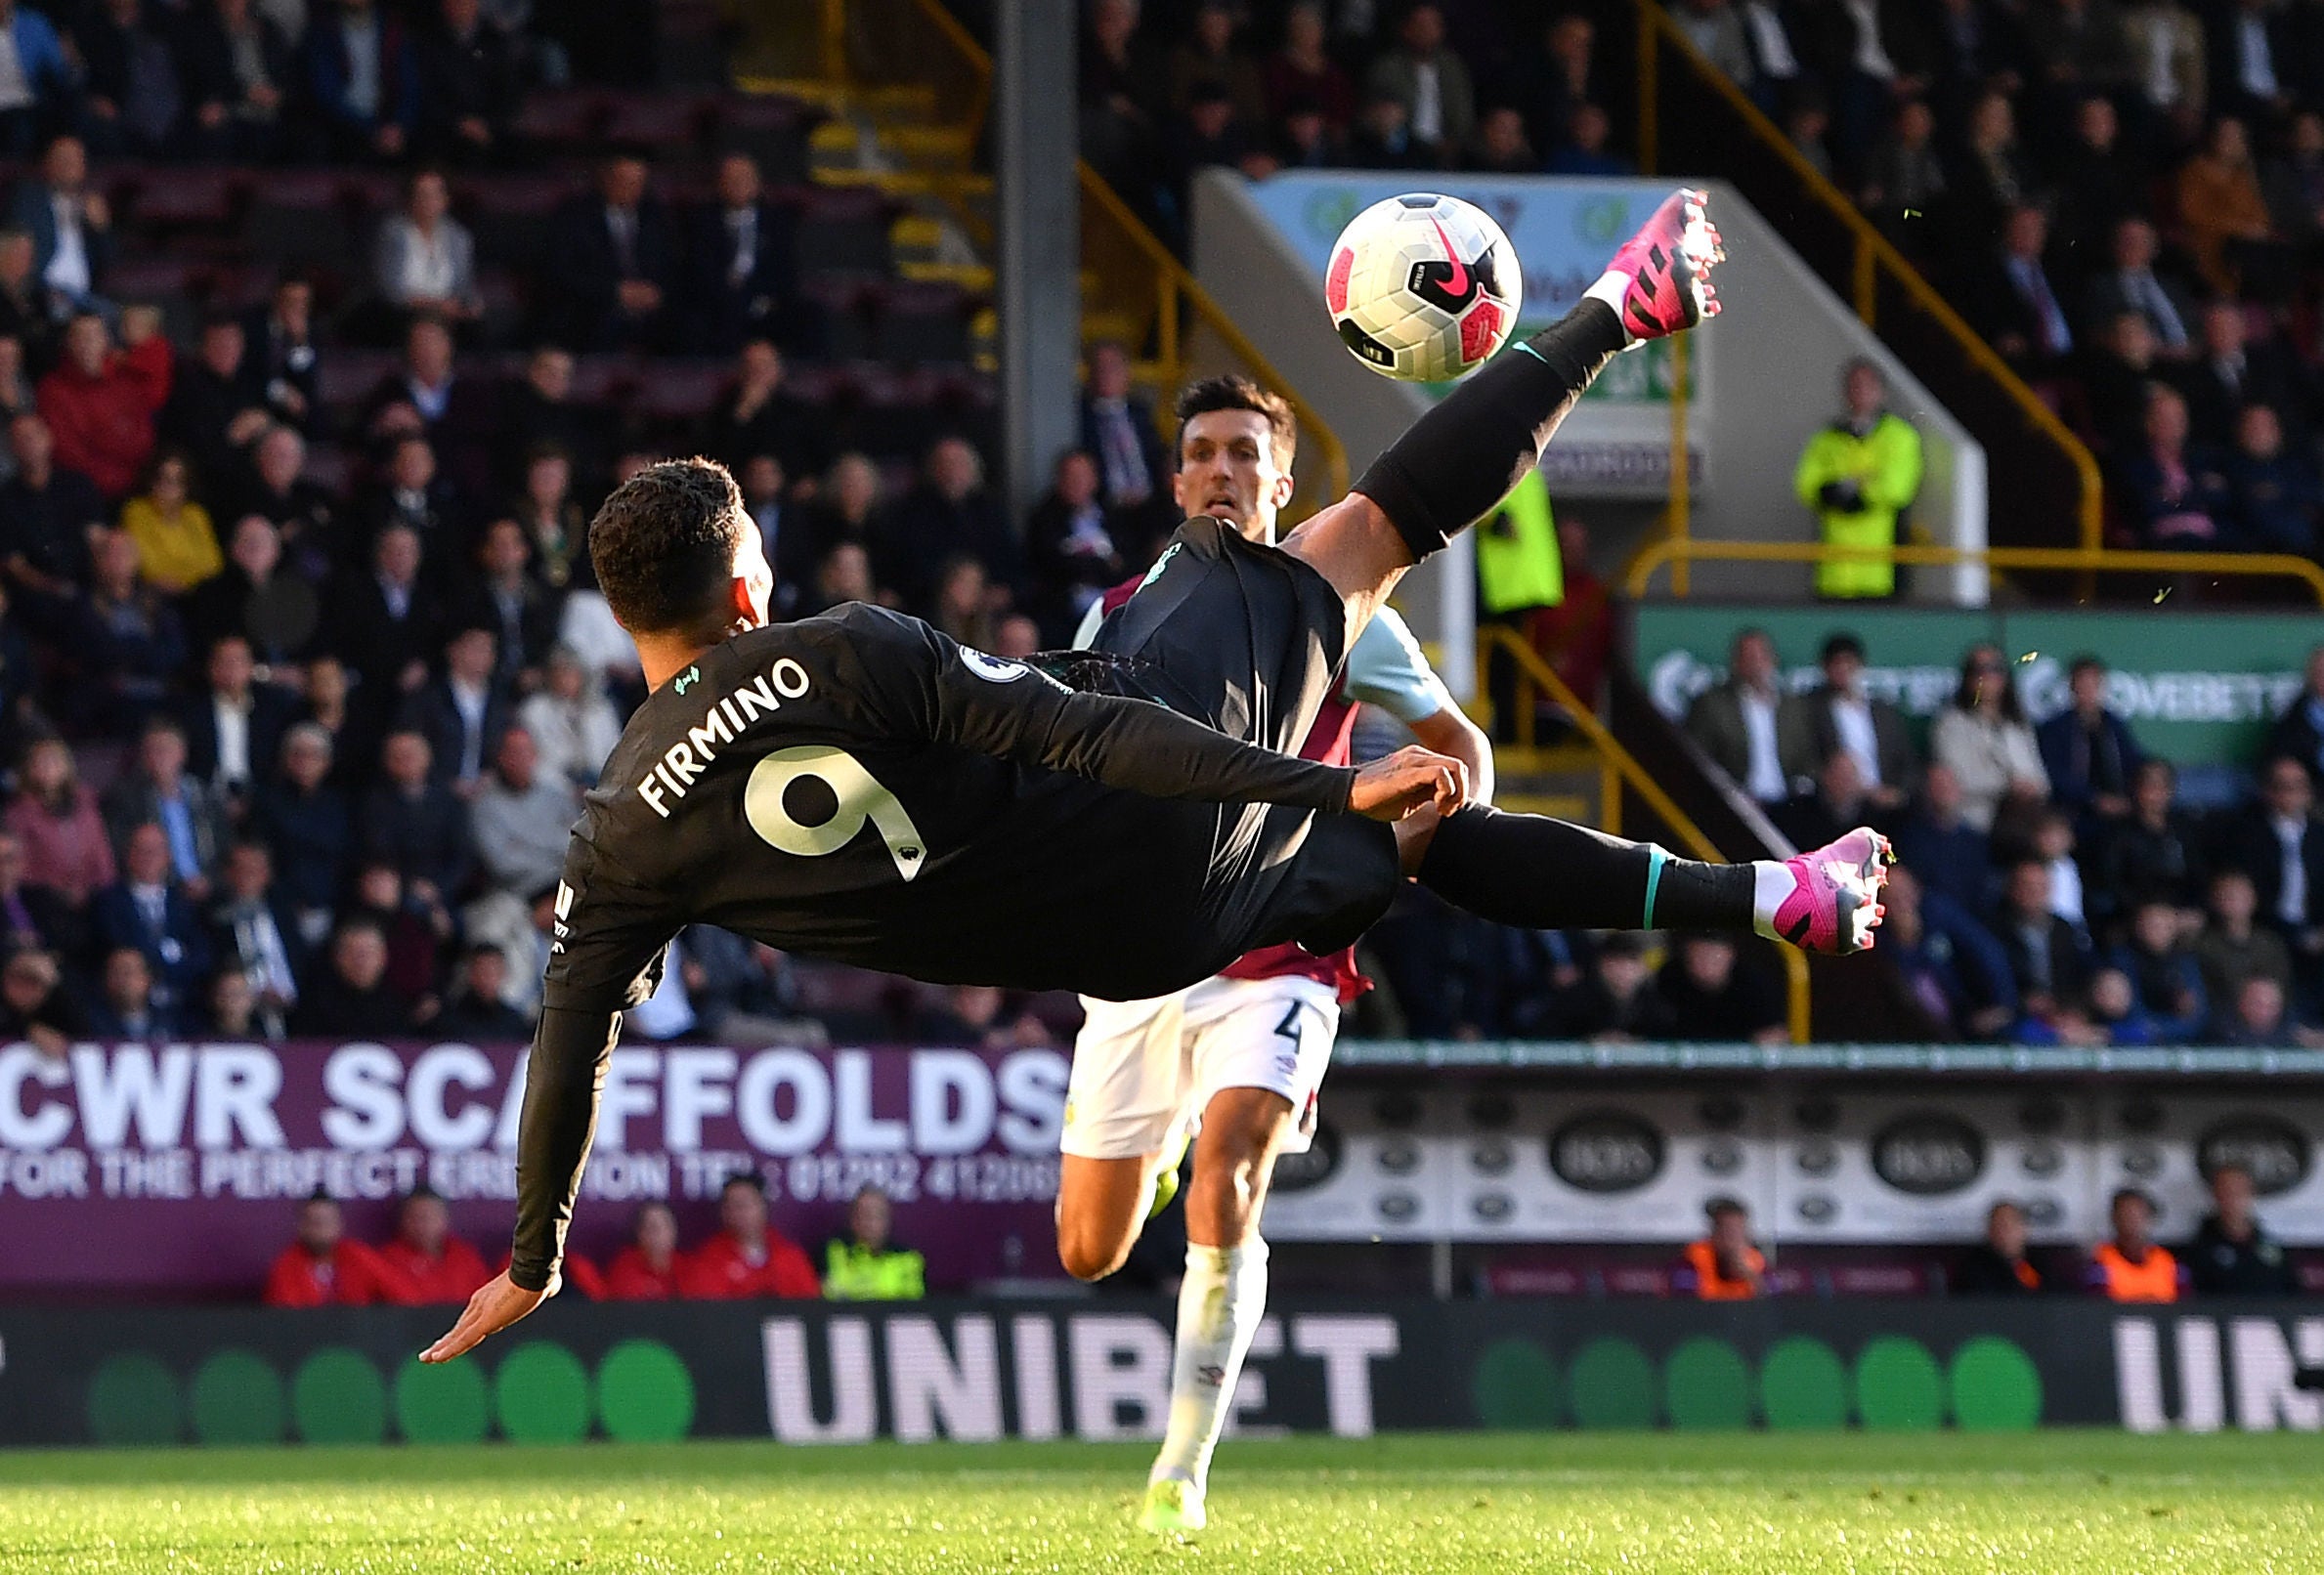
[961,649,1030,683]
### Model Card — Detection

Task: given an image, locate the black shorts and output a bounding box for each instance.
[1089,517,1403,968]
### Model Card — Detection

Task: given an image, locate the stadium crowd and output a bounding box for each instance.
[262,1175,926,1306]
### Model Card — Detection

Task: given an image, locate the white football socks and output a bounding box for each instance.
[1750,860,1796,942]
[1149,1239,1269,1489]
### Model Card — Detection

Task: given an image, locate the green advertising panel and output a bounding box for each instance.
[1632,604,2319,772]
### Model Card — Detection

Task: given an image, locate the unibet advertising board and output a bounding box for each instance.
[1633,605,2318,774]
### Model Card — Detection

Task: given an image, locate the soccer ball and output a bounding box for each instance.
[1324,193,1521,382]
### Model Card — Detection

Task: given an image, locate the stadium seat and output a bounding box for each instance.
[511,89,606,149]
[629,359,729,421]
[241,171,357,268]
[868,279,973,364]
[789,186,898,278]
[462,174,570,274]
[600,92,711,152]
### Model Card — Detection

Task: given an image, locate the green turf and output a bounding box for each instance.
[1,1431,2320,1573]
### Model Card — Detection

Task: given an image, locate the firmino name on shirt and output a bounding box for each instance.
[637,657,814,818]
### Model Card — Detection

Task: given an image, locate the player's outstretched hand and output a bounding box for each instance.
[1350,745,1469,822]
[421,1271,548,1363]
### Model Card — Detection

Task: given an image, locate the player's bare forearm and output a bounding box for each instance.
[1409,705,1494,806]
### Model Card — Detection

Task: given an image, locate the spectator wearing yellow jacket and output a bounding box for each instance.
[1794,361,1923,600]
[822,1185,925,1301]
[118,448,222,595]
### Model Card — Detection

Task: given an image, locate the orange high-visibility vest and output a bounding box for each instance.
[1683,1239,1766,1300]
[2094,1242,2180,1302]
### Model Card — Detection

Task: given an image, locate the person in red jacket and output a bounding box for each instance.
[261,1189,396,1307]
[35,305,172,499]
[602,1200,686,1300]
[680,1173,820,1299]
[372,1186,492,1305]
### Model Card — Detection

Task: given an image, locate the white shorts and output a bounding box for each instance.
[1061,974,1341,1161]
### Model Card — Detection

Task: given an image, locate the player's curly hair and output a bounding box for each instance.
[588,457,749,638]
[1174,374,1296,471]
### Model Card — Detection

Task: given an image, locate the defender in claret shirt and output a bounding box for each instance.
[423,192,1893,1408]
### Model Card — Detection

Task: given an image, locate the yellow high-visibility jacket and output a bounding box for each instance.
[1793,412,1923,598]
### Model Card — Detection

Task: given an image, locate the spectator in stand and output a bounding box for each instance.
[2193,867,2294,1010]
[253,724,350,948]
[1777,748,1877,854]
[602,1200,685,1300]
[1078,0,1162,227]
[75,0,183,158]
[822,1186,925,1300]
[415,0,521,165]
[1979,205,2076,376]
[1265,3,1355,132]
[290,915,417,1037]
[2267,646,2324,786]
[2037,656,2142,832]
[1930,644,2048,833]
[2182,302,2299,447]
[117,450,223,597]
[1860,98,1947,252]
[1465,105,1537,174]
[2084,216,2191,357]
[0,411,104,621]
[1551,932,1677,1041]
[1684,626,1792,808]
[2089,1186,2183,1301]
[681,1172,820,1299]
[2220,755,2324,975]
[803,538,877,618]
[686,153,801,358]
[9,137,110,313]
[500,347,597,491]
[1348,90,1427,169]
[2186,1163,2298,1295]
[875,436,1020,615]
[245,277,319,436]
[702,340,819,485]
[458,518,559,691]
[469,725,572,900]
[1024,449,1125,641]
[69,529,187,733]
[371,171,482,335]
[1679,1198,1765,1299]
[37,309,172,501]
[103,718,225,893]
[6,734,114,915]
[508,445,591,595]
[237,426,338,584]
[207,839,301,1039]
[2112,897,2210,1039]
[303,0,421,163]
[92,821,214,1014]
[2177,115,2277,297]
[1781,633,1916,816]
[400,624,509,796]
[0,1,70,158]
[518,644,620,791]
[1078,340,1168,532]
[0,830,63,953]
[1954,1199,2045,1294]
[2049,96,2143,269]
[547,153,674,353]
[1871,863,2018,1041]
[1167,2,1265,129]
[1658,931,1786,1043]
[2220,403,2319,554]
[2264,106,2324,245]
[1997,857,2092,1035]
[343,857,449,1005]
[182,633,299,802]
[2085,963,2160,1044]
[262,1191,394,1307]
[2212,971,2314,1045]
[87,942,172,1039]
[1365,3,1474,169]
[2081,311,2165,458]
[371,318,494,480]
[1675,0,1754,88]
[0,945,78,1055]
[434,943,529,1040]
[333,525,440,727]
[1523,516,1614,718]
[161,317,273,494]
[1517,11,1601,161]
[374,1187,489,1304]
[361,729,470,902]
[928,554,997,653]
[1954,92,2035,243]
[181,0,295,164]
[1545,103,1632,178]
[2125,1,2205,132]
[2096,759,2203,926]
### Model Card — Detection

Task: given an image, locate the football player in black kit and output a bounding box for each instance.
[424,191,1891,1364]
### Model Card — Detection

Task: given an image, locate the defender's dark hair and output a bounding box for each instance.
[588,457,749,639]
[1174,374,1296,470]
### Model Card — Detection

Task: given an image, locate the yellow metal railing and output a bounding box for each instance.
[885,0,1350,517]
[1479,625,1812,1043]
[1635,1,2105,552]
[1625,538,2324,607]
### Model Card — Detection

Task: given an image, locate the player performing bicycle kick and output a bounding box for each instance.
[422,194,1894,1470]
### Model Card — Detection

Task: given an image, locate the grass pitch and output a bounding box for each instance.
[1,1431,2319,1573]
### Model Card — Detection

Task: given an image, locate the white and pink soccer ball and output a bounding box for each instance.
[1324,192,1521,382]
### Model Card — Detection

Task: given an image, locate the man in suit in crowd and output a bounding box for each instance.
[1684,626,1793,807]
[398,624,511,797]
[686,151,799,356]
[181,633,300,799]
[1779,632,1918,816]
[91,821,215,1016]
[546,153,674,352]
